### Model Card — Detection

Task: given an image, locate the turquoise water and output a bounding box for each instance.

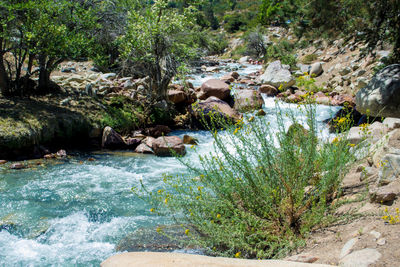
[0,63,342,266]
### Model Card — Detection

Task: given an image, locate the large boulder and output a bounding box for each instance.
[200,79,230,100]
[102,127,126,149]
[192,97,242,124]
[355,64,400,118]
[168,90,186,104]
[152,136,186,157]
[234,90,264,112]
[258,60,295,90]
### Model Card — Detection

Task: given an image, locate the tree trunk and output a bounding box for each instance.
[0,57,10,96]
[37,55,51,94]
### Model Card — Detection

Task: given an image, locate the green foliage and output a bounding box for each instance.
[137,104,356,258]
[264,40,297,68]
[301,54,318,64]
[244,27,267,58]
[119,0,199,101]
[101,96,141,134]
[0,0,98,95]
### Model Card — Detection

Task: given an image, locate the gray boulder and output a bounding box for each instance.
[258,60,295,90]
[355,64,400,118]
[152,136,186,157]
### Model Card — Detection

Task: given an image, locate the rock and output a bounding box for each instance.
[360,166,377,181]
[192,97,242,124]
[183,135,198,145]
[101,73,117,80]
[258,60,295,90]
[0,160,7,164]
[152,136,186,157]
[168,90,186,104]
[56,149,67,158]
[383,117,400,131]
[340,248,381,267]
[125,138,141,149]
[347,122,388,145]
[310,62,323,77]
[378,154,400,185]
[331,94,355,106]
[287,254,318,263]
[296,63,311,74]
[377,238,386,246]
[369,184,398,203]
[234,90,264,112]
[314,94,331,105]
[145,126,171,138]
[355,77,369,90]
[259,84,278,96]
[339,67,351,76]
[355,64,400,118]
[205,66,219,72]
[61,67,76,73]
[134,143,153,154]
[200,79,230,100]
[10,163,26,169]
[102,252,334,267]
[101,127,126,149]
[221,72,239,83]
[369,230,381,239]
[340,238,358,259]
[66,75,86,83]
[60,98,71,106]
[238,56,249,64]
[116,225,190,253]
[256,109,266,116]
[123,80,135,89]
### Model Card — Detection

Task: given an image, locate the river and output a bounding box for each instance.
[0,62,341,266]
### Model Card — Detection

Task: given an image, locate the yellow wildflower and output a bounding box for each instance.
[216,214,221,219]
[164,198,169,204]
[150,208,155,213]
[348,143,356,147]
[248,116,255,122]
[185,229,190,235]
[235,252,241,258]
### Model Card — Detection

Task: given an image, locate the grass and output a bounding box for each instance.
[135,103,357,259]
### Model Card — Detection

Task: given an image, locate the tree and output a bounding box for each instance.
[0,0,98,96]
[120,0,198,102]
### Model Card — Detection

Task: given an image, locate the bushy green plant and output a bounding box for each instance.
[295,75,324,93]
[264,41,297,68]
[136,104,356,259]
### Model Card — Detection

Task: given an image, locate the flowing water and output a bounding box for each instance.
[0,62,341,266]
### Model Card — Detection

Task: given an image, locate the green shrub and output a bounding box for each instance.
[301,54,318,64]
[136,103,356,259]
[264,42,297,68]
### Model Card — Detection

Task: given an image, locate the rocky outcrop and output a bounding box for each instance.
[101,127,126,149]
[356,64,400,118]
[200,79,231,100]
[152,136,186,156]
[234,89,264,112]
[258,60,295,90]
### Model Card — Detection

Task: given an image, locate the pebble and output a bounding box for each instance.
[369,230,381,240]
[10,163,26,170]
[377,238,386,246]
